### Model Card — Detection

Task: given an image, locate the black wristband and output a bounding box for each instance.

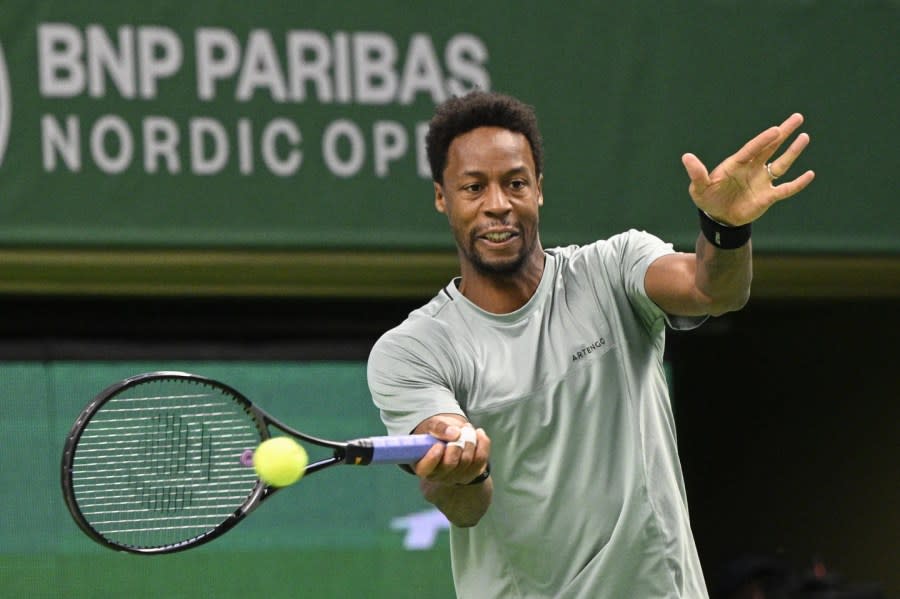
[459,463,491,486]
[698,209,751,249]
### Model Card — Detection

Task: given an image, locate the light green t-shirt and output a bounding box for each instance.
[368,230,709,599]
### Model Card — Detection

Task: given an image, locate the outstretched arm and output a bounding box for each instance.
[647,113,815,317]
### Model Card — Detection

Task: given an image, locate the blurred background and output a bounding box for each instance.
[0,1,896,597]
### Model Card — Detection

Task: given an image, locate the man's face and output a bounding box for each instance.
[434,127,543,276]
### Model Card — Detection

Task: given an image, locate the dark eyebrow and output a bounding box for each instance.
[460,165,530,179]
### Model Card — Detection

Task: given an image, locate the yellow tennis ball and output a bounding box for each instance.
[253,437,308,487]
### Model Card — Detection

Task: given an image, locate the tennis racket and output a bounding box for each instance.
[60,371,438,555]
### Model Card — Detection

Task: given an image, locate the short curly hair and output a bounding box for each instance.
[426,91,544,184]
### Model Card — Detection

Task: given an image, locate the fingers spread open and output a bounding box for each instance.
[767,132,811,181]
[732,126,781,165]
[771,169,816,203]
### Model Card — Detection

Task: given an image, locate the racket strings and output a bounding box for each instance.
[70,379,261,548]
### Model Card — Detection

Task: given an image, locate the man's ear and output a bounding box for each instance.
[537,174,544,207]
[434,182,447,214]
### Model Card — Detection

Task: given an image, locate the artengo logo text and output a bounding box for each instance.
[36,24,491,177]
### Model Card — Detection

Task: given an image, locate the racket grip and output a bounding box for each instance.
[353,434,440,465]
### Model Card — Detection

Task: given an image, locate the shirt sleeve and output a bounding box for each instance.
[613,229,707,332]
[367,324,466,437]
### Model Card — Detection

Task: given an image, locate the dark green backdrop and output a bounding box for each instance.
[0,0,897,253]
[0,361,455,598]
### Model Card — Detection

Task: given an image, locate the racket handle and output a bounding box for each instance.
[345,434,440,465]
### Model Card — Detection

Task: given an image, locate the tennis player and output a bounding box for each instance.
[367,91,814,598]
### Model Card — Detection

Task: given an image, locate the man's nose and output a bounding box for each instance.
[482,183,512,216]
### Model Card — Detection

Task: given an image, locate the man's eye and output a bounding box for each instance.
[464,183,483,192]
[510,180,527,190]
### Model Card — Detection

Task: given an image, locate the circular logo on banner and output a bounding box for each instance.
[0,40,10,168]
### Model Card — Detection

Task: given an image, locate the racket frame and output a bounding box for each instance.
[60,371,427,555]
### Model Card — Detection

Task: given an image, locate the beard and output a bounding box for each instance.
[462,226,535,277]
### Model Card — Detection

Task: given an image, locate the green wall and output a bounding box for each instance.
[0,0,896,254]
[0,361,455,598]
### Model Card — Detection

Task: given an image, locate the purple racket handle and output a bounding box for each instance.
[365,434,440,464]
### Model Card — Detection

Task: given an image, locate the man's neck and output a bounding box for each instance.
[458,251,546,314]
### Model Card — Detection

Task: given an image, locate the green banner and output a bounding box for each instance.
[0,1,896,252]
[0,361,454,598]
